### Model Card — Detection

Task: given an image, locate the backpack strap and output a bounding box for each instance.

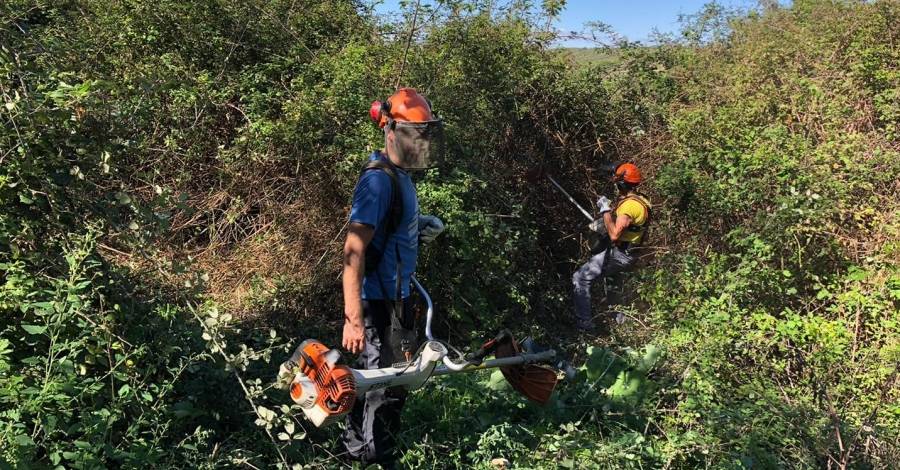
[362,159,403,235]
[363,159,412,356]
[616,195,651,231]
[360,158,406,302]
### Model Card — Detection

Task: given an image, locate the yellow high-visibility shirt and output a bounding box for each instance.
[615,195,651,244]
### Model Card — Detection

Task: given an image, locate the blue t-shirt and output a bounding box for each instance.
[349,152,419,300]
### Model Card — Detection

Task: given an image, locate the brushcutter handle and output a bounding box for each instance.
[411,276,434,341]
[465,329,513,365]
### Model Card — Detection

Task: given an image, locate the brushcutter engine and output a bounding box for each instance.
[280,340,356,427]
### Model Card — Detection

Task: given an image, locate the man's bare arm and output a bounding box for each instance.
[604,212,632,242]
[342,222,375,353]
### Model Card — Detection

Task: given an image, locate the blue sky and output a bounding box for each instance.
[371,0,759,47]
[551,0,758,46]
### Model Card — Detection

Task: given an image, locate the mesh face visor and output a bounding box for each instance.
[388,119,446,170]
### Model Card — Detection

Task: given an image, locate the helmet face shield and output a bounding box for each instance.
[387,119,446,170]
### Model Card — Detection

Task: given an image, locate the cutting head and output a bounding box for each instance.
[495,336,558,404]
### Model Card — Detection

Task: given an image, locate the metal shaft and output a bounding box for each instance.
[546,175,594,222]
[431,350,557,376]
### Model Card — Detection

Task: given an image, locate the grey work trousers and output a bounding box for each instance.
[572,246,636,324]
[340,298,413,465]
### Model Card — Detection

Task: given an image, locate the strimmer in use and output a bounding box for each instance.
[277,277,563,427]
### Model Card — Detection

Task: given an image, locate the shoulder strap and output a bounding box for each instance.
[362,159,403,235]
[617,195,651,224]
[361,158,405,300]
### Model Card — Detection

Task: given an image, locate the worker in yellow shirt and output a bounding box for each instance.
[573,163,651,331]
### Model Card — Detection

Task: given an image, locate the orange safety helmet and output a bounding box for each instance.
[369,88,434,128]
[614,163,642,185]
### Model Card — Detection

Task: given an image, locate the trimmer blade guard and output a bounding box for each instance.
[495,336,558,404]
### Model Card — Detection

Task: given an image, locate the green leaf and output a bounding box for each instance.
[30,301,55,312]
[847,266,868,282]
[486,369,508,391]
[22,325,46,335]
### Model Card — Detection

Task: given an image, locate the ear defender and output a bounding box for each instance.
[369,101,382,122]
[369,99,393,128]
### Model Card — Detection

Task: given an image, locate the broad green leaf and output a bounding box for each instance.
[22,325,46,335]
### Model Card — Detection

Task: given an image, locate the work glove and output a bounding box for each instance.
[596,196,612,214]
[418,215,445,244]
[276,359,297,389]
[589,219,604,232]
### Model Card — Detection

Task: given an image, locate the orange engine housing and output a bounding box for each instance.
[290,340,356,421]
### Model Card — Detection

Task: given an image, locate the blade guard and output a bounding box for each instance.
[286,340,357,427]
[495,335,558,404]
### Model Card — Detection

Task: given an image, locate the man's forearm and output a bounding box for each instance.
[341,224,373,353]
[603,212,617,241]
[342,247,365,325]
[343,232,366,324]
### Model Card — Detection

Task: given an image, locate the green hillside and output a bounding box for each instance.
[561,47,623,65]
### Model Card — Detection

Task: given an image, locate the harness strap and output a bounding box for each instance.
[615,195,651,234]
[360,158,406,330]
[362,159,403,234]
[363,159,416,361]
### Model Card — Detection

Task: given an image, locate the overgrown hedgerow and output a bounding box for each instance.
[1,0,898,468]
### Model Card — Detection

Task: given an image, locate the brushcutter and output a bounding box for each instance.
[277,277,563,427]
[546,174,595,222]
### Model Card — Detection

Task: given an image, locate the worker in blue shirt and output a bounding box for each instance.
[340,88,445,465]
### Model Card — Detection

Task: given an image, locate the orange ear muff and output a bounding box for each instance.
[369,99,393,128]
[369,100,382,122]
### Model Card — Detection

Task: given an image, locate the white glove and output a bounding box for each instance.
[589,219,604,232]
[596,196,612,214]
[276,359,296,389]
[418,215,445,243]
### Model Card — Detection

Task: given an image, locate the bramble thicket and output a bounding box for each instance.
[1,0,898,468]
